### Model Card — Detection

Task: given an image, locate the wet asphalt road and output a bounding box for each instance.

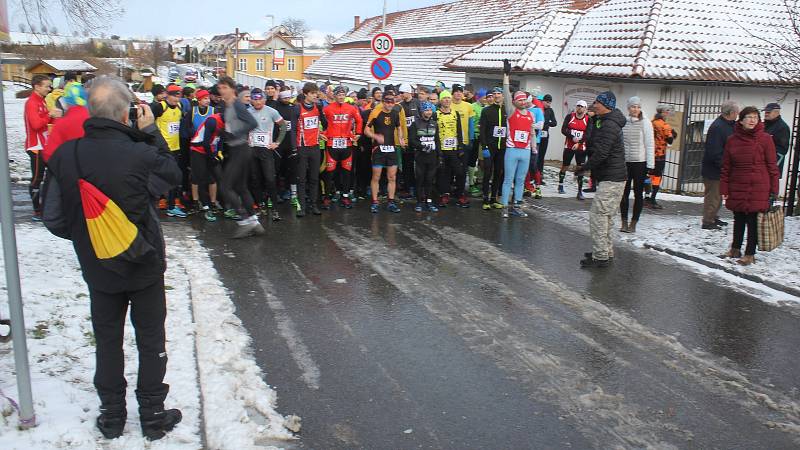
[173,194,800,450]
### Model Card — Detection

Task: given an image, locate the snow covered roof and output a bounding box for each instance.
[171,38,208,52]
[336,0,603,45]
[304,44,472,86]
[38,60,97,72]
[446,0,800,85]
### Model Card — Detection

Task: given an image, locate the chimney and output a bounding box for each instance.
[354,16,361,29]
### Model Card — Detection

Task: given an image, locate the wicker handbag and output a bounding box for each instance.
[757,206,784,252]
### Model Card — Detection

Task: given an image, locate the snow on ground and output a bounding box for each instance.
[0,224,295,449]
[535,166,800,304]
[2,82,30,182]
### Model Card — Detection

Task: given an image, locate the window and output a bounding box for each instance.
[256,58,264,71]
[238,58,246,71]
[288,58,296,71]
[272,63,279,71]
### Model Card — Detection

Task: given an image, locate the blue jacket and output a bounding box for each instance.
[702,116,735,180]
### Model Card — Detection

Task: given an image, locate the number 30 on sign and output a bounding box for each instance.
[371,33,394,56]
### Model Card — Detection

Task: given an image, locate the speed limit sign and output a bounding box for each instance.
[371,33,394,56]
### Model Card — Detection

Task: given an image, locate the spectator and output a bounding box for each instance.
[763,103,790,177]
[701,100,740,229]
[576,91,627,268]
[620,96,655,233]
[25,74,62,221]
[720,106,780,265]
[41,77,183,441]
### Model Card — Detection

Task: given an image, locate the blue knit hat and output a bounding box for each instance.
[420,101,434,112]
[595,91,616,110]
[63,83,87,107]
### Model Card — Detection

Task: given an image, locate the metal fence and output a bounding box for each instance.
[784,99,800,215]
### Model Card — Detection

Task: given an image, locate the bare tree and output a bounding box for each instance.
[324,34,337,49]
[281,17,309,38]
[13,0,124,36]
[735,0,800,83]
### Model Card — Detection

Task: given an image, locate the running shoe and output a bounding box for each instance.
[534,187,542,199]
[271,210,281,222]
[310,205,322,215]
[31,212,42,222]
[204,210,217,222]
[558,185,565,194]
[174,198,186,210]
[491,201,504,209]
[321,197,332,210]
[387,201,401,213]
[576,192,585,201]
[482,202,491,211]
[414,202,423,212]
[166,207,187,218]
[370,202,380,214]
[223,209,241,220]
[457,195,470,208]
[502,207,510,218]
[267,199,273,209]
[290,197,301,211]
[469,185,482,196]
[650,200,664,210]
[341,197,353,209]
[212,202,224,213]
[158,199,168,210]
[427,201,439,212]
[438,193,450,207]
[510,206,528,218]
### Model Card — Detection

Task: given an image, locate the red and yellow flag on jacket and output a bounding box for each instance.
[78,179,140,260]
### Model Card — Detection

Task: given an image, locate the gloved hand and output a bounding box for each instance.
[482,147,491,158]
[769,193,777,206]
[503,59,511,75]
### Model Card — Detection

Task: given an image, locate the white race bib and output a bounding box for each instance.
[514,130,529,143]
[406,117,414,128]
[379,145,395,153]
[540,130,548,138]
[332,138,348,149]
[303,116,318,129]
[285,121,292,131]
[420,136,436,152]
[443,137,458,149]
[168,122,180,135]
[492,126,507,138]
[570,129,584,140]
[249,132,271,147]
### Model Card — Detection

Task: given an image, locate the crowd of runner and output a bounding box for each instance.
[21,66,781,244]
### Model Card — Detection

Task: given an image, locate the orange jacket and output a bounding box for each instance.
[652,118,673,158]
[322,101,363,146]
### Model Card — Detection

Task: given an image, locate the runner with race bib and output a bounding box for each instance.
[559,99,590,199]
[322,86,363,209]
[500,59,535,218]
[364,89,404,213]
[248,88,287,222]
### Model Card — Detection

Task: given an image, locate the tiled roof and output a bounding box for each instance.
[335,0,604,45]
[446,0,800,84]
[304,45,473,86]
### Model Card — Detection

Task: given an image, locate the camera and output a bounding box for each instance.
[129,103,140,123]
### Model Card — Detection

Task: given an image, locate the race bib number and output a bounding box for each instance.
[492,126,507,138]
[406,117,414,128]
[168,122,180,135]
[570,129,584,140]
[443,137,458,149]
[285,121,292,131]
[379,145,395,153]
[540,130,548,138]
[514,130,529,143]
[303,116,318,129]
[332,138,348,149]
[420,136,436,152]
[249,132,271,147]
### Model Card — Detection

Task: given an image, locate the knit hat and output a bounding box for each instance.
[63,83,87,106]
[627,96,641,108]
[195,89,210,100]
[371,86,382,96]
[451,83,464,93]
[398,83,414,94]
[491,87,503,94]
[439,90,453,100]
[595,91,616,110]
[476,88,487,99]
[356,88,368,100]
[265,80,277,89]
[542,94,553,102]
[420,101,434,112]
[333,85,347,95]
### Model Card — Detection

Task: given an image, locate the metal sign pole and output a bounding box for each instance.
[0,58,36,428]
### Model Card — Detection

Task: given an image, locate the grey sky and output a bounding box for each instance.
[9,0,454,43]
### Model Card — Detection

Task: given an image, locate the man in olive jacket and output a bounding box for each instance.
[41,77,183,441]
[576,91,627,267]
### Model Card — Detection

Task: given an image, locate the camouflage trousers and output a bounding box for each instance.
[590,180,626,261]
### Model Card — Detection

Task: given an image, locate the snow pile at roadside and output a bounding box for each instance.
[2,82,30,182]
[537,204,800,300]
[0,224,296,449]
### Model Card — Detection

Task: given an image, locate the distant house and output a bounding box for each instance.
[171,37,208,63]
[26,59,97,78]
[204,32,252,67]
[226,26,324,84]
[1,53,35,82]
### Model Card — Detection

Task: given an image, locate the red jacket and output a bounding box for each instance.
[24,91,51,152]
[720,121,780,213]
[322,101,363,147]
[43,105,89,162]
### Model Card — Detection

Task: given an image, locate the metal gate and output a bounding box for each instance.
[784,99,800,216]
[658,88,731,194]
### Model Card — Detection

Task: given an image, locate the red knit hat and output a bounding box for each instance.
[195,89,210,100]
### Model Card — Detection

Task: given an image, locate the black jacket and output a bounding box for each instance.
[42,118,181,293]
[764,116,790,173]
[409,116,441,156]
[273,101,300,151]
[479,103,508,149]
[542,107,558,137]
[582,109,627,182]
[701,116,736,180]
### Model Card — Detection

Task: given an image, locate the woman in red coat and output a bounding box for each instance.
[720,106,780,265]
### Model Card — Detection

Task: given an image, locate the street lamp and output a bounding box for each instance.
[265,14,275,79]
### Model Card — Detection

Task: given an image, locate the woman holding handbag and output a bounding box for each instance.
[719,106,780,265]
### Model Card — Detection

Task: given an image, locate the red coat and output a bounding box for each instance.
[43,105,89,162]
[24,91,51,152]
[720,121,779,213]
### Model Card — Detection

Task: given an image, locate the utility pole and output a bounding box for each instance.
[266,15,275,79]
[382,0,387,30]
[234,27,239,78]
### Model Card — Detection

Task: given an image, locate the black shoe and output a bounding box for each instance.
[702,223,722,230]
[580,255,609,268]
[96,394,126,439]
[584,252,613,261]
[296,208,306,218]
[715,219,728,226]
[138,395,182,441]
[310,205,322,215]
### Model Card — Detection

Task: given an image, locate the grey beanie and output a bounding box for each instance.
[627,96,642,108]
